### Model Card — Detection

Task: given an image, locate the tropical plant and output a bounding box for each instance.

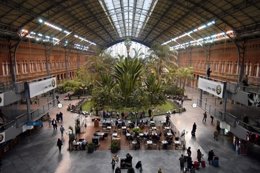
[91,73,115,107]
[148,43,178,79]
[113,58,143,107]
[176,67,194,90]
[110,140,120,153]
[144,74,166,105]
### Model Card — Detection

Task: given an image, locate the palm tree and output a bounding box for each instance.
[176,67,194,90]
[148,43,178,79]
[113,57,143,107]
[92,73,115,107]
[144,74,165,105]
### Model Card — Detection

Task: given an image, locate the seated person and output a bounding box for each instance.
[121,153,133,168]
[80,139,87,150]
[126,153,133,163]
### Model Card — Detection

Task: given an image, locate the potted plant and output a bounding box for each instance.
[87,142,95,153]
[110,140,120,153]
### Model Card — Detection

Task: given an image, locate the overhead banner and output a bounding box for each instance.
[0,93,3,106]
[0,132,5,144]
[198,77,225,98]
[29,77,57,98]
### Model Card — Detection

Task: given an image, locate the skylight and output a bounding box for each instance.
[99,0,158,38]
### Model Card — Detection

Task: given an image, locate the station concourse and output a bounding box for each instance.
[0,1,260,173]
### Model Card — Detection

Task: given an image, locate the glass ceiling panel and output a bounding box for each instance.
[99,0,158,38]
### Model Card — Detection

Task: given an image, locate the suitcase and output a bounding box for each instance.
[193,161,199,169]
[201,160,206,168]
[212,159,219,167]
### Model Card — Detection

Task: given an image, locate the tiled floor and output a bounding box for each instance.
[1,89,260,173]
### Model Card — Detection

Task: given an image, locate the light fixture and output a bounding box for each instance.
[162,20,216,45]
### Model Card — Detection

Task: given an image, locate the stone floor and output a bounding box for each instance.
[1,88,260,173]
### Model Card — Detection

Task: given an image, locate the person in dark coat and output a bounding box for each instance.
[57,138,63,153]
[115,167,121,173]
[111,159,116,170]
[208,150,215,164]
[187,147,191,157]
[179,154,185,171]
[127,167,135,173]
[197,149,202,163]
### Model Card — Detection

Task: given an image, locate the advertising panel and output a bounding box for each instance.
[29,77,57,98]
[198,77,225,98]
[0,93,3,106]
[0,132,5,144]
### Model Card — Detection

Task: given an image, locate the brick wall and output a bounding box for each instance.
[178,38,260,86]
[0,41,90,86]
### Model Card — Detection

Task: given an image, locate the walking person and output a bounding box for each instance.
[187,147,191,157]
[179,154,185,172]
[197,149,203,163]
[191,123,197,136]
[57,138,63,153]
[135,161,143,173]
[111,158,116,170]
[60,125,65,139]
[210,115,214,125]
[202,112,207,123]
[208,150,215,165]
[52,119,57,130]
[158,168,163,173]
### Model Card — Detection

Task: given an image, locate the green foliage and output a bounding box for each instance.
[110,140,120,153]
[132,127,141,134]
[144,74,166,105]
[164,85,184,96]
[113,58,143,107]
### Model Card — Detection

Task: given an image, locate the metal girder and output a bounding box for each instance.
[54,1,107,44]
[143,0,175,41]
[78,0,114,42]
[106,38,150,48]
[18,0,70,29]
[9,0,45,26]
[2,0,36,19]
[223,0,256,24]
[100,0,120,38]
[187,1,235,30]
[131,0,138,37]
[8,39,21,86]
[148,0,204,43]
[119,0,127,37]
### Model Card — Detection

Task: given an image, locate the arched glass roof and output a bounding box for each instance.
[0,0,259,52]
[106,41,150,58]
[99,0,158,38]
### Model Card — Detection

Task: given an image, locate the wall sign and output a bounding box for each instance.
[29,77,57,98]
[198,77,225,98]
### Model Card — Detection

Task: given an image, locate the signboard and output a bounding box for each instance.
[0,93,3,106]
[29,77,57,98]
[198,77,225,98]
[0,132,5,144]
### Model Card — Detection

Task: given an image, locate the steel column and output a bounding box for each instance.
[8,40,21,87]
[236,40,246,83]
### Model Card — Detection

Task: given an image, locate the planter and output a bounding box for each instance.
[87,143,95,153]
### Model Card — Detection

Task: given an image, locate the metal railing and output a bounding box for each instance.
[197,98,260,133]
[0,99,56,132]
